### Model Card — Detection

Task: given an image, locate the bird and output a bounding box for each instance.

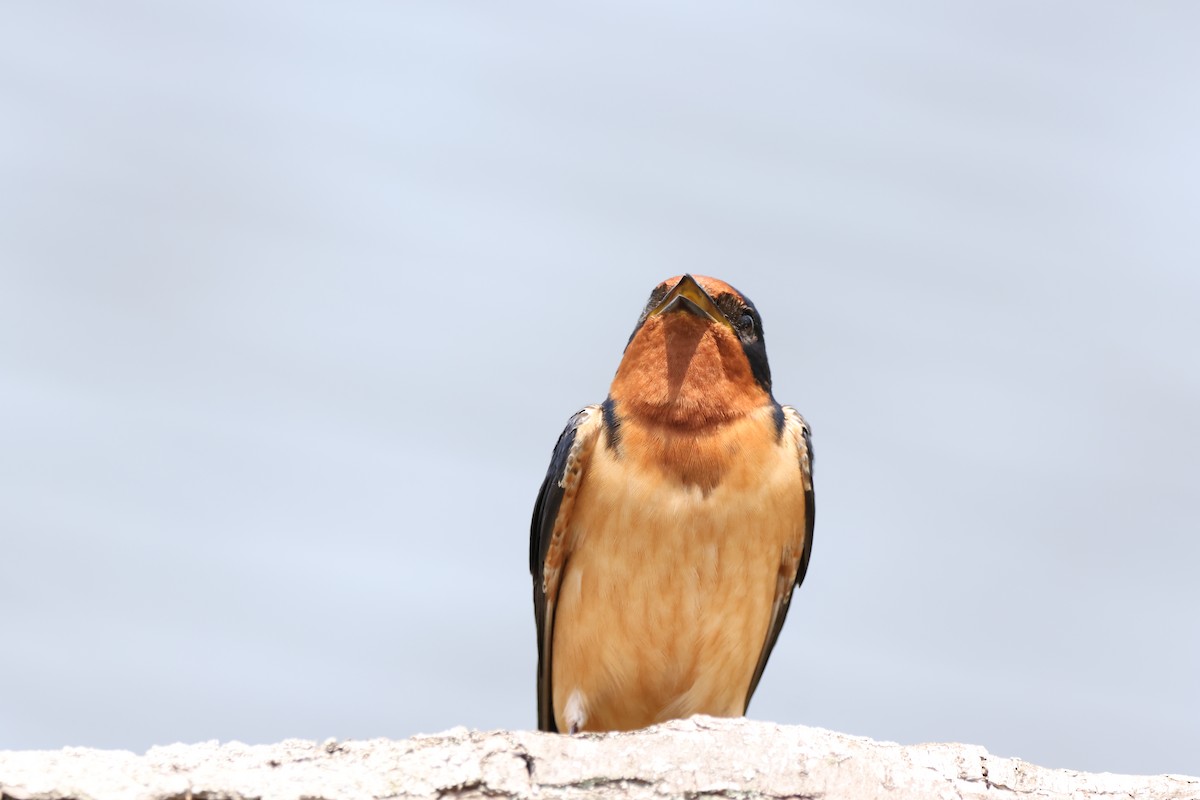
[530,274,815,734]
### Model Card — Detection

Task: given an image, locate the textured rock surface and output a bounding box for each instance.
[2,716,1197,800]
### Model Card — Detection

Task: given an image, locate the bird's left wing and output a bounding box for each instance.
[530,405,603,732]
[745,406,815,708]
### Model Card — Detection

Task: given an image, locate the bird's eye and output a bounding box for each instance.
[737,312,756,334]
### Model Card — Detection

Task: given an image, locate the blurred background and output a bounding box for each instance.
[2,0,1197,777]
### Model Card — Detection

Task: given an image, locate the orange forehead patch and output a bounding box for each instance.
[658,275,744,303]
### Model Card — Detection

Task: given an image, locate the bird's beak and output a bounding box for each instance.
[649,274,734,331]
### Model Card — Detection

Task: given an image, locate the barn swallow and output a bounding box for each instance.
[531,274,814,734]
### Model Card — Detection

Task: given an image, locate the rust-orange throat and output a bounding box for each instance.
[608,275,774,430]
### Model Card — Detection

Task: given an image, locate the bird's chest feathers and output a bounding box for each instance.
[575,412,792,548]
[552,412,802,730]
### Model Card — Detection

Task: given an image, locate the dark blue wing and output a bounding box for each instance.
[745,411,815,709]
[530,408,595,732]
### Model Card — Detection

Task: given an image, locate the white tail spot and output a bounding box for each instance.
[564,689,587,734]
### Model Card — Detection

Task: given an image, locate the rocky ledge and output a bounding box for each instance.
[1,716,1196,800]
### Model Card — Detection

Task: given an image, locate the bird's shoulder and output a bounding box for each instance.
[778,404,814,490]
[529,405,605,576]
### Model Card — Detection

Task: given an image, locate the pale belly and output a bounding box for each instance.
[550,422,804,733]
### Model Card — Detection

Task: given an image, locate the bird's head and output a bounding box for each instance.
[609,274,774,428]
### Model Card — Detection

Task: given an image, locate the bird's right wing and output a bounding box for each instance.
[530,405,603,732]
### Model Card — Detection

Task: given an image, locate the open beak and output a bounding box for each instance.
[648,274,734,331]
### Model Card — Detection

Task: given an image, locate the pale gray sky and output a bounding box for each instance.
[1,1,1197,777]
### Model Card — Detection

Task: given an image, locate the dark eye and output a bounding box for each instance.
[737,312,756,334]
